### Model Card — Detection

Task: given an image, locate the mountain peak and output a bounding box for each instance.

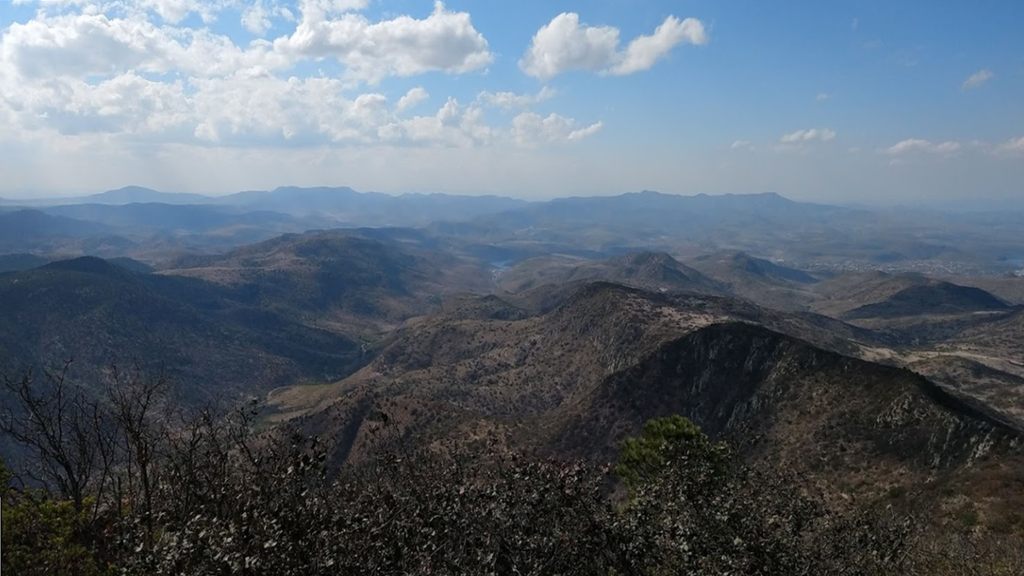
[42,256,129,277]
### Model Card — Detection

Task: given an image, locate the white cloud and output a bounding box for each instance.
[13,0,228,24]
[885,138,961,155]
[241,0,278,36]
[395,87,429,113]
[608,16,707,76]
[779,128,836,144]
[299,0,372,16]
[519,13,706,80]
[137,0,217,23]
[273,1,493,85]
[730,140,753,150]
[0,0,605,184]
[816,92,829,101]
[993,135,1024,156]
[477,87,555,110]
[518,13,618,80]
[0,11,287,80]
[961,69,994,90]
[382,97,496,147]
[511,112,603,146]
[2,2,490,86]
[0,0,597,150]
[190,74,392,143]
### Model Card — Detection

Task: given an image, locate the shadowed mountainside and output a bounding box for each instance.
[0,257,364,403]
[843,282,1009,319]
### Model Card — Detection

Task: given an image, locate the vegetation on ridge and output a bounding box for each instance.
[1,360,1019,575]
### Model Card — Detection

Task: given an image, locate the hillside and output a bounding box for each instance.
[0,257,364,404]
[685,250,819,310]
[0,210,115,252]
[270,283,1022,529]
[932,308,1024,376]
[269,283,898,451]
[544,322,1015,466]
[496,252,724,295]
[909,355,1024,428]
[688,250,817,284]
[160,230,493,332]
[843,282,1009,319]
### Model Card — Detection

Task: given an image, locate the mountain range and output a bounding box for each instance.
[1,186,1020,277]
[1,185,1023,537]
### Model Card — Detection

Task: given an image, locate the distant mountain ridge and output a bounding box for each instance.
[2,185,1019,274]
[83,186,214,205]
[474,190,860,231]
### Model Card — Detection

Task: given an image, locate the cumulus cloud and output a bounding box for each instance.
[885,138,960,155]
[0,11,288,80]
[395,87,429,113]
[779,128,836,144]
[511,112,603,146]
[730,140,753,150]
[273,1,493,84]
[519,13,706,80]
[241,0,298,36]
[13,0,227,24]
[190,75,394,143]
[0,1,604,155]
[4,2,490,85]
[961,69,994,90]
[477,87,555,110]
[609,16,707,76]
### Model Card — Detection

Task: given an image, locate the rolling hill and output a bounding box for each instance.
[0,256,366,404]
[496,252,724,295]
[159,230,494,333]
[685,250,819,310]
[269,282,1022,529]
[0,209,114,251]
[269,282,893,444]
[842,282,1009,319]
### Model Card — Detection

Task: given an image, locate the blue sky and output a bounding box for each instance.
[0,0,1021,203]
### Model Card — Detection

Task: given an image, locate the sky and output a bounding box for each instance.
[0,0,1022,203]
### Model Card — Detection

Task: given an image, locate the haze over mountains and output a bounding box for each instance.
[1,185,1021,276]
